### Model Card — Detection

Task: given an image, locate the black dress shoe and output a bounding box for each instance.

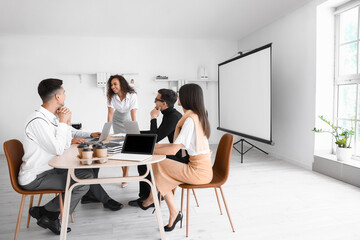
[128,196,147,207]
[103,199,123,211]
[128,199,140,207]
[29,206,42,220]
[137,199,155,210]
[37,215,71,235]
[81,195,101,204]
[164,212,183,232]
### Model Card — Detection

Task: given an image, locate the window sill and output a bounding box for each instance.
[314,152,360,168]
[313,153,360,187]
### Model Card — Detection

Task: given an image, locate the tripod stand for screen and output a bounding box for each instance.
[233,138,268,163]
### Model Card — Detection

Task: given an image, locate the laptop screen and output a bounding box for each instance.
[124,121,141,134]
[99,122,112,142]
[121,134,157,155]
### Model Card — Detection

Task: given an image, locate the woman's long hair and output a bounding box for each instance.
[179,83,210,138]
[106,75,136,104]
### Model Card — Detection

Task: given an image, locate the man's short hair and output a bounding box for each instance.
[38,78,63,103]
[158,89,178,108]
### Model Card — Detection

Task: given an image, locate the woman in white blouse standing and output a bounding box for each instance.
[107,74,138,187]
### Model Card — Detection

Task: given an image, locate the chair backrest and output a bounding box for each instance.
[212,133,234,185]
[3,139,25,194]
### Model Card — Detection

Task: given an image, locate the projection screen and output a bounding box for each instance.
[218,43,272,144]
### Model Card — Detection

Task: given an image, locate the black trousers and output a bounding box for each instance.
[82,168,111,203]
[21,168,93,214]
[137,150,189,199]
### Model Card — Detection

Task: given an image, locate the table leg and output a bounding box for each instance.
[148,163,166,240]
[60,169,74,240]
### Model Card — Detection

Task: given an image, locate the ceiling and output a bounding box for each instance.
[0,0,314,40]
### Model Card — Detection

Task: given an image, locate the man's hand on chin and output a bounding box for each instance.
[150,108,161,119]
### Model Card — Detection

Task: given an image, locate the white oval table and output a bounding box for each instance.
[49,145,166,240]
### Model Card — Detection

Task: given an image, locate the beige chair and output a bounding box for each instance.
[179,133,235,237]
[3,139,68,240]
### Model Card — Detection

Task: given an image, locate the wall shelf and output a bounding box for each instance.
[61,72,138,95]
[154,78,216,89]
[62,72,138,83]
[154,79,185,90]
[154,79,179,82]
[184,79,217,89]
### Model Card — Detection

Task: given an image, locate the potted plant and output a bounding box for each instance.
[313,115,355,161]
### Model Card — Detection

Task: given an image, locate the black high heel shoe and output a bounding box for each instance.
[137,199,154,211]
[164,211,183,232]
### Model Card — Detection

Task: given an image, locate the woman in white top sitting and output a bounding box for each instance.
[107,74,138,187]
[139,83,212,232]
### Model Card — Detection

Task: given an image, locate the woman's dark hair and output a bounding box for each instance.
[107,75,136,104]
[38,78,63,103]
[158,88,178,108]
[179,83,210,138]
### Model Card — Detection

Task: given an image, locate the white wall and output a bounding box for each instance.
[315,1,338,154]
[236,0,327,169]
[0,36,237,154]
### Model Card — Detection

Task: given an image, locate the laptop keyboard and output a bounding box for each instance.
[110,153,151,161]
[86,137,99,143]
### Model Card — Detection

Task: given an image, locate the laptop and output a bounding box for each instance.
[124,121,141,134]
[86,122,112,143]
[109,134,157,161]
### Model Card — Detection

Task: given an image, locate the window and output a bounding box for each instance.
[335,4,360,157]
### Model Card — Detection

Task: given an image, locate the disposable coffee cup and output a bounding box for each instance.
[81,148,93,159]
[95,145,108,158]
[92,143,102,157]
[77,143,89,158]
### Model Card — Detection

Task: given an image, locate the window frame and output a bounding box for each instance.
[334,3,360,158]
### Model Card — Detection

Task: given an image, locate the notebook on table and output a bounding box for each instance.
[109,134,157,161]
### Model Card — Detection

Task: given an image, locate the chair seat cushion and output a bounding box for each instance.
[19,189,64,195]
[179,172,225,189]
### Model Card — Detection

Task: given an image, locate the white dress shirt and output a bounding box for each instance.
[18,107,72,186]
[174,118,210,156]
[71,128,91,138]
[107,92,138,113]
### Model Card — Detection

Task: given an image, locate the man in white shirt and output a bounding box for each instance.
[71,128,100,144]
[19,78,94,235]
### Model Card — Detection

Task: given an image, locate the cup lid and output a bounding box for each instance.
[77,143,89,148]
[82,148,93,152]
[96,145,107,149]
[92,142,103,147]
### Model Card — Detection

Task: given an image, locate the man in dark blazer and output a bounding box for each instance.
[129,88,183,206]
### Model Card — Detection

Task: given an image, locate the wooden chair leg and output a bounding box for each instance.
[59,193,63,222]
[180,188,184,213]
[186,189,190,237]
[26,195,34,228]
[180,188,184,228]
[15,195,26,240]
[121,166,129,187]
[71,214,74,223]
[219,186,235,232]
[37,194,43,206]
[214,188,223,215]
[191,189,199,207]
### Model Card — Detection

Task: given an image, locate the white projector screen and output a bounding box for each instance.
[218,43,272,144]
